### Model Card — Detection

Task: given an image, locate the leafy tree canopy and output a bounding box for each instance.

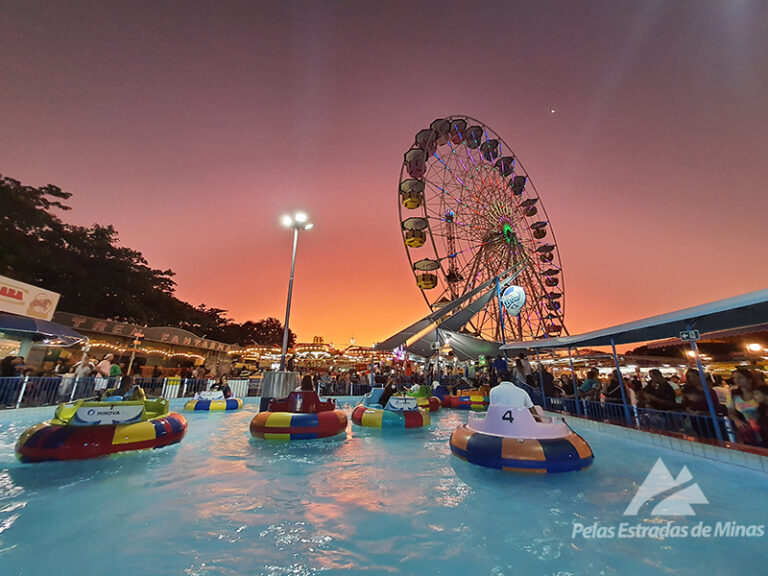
[0,174,295,347]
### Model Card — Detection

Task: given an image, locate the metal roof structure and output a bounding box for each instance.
[375,264,522,359]
[500,288,768,352]
[645,321,768,349]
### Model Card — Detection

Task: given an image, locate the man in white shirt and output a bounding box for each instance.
[489,380,534,409]
[74,354,95,378]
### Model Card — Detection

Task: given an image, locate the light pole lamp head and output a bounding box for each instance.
[281,212,313,230]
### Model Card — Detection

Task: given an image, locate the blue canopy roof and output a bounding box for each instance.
[500,288,768,351]
[0,312,85,346]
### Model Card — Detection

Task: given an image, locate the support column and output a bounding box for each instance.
[536,350,546,407]
[610,337,633,427]
[568,347,581,415]
[687,330,723,442]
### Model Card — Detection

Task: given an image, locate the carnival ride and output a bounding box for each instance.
[405,384,441,412]
[250,391,347,440]
[185,389,244,411]
[449,405,593,473]
[16,397,187,462]
[397,116,567,346]
[351,389,431,429]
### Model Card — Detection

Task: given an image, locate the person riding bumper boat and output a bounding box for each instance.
[16,396,187,462]
[250,378,347,440]
[405,382,441,412]
[352,382,430,429]
[450,380,593,473]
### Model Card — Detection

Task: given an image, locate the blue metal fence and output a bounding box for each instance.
[0,376,373,409]
[517,381,734,443]
[0,377,24,407]
[2,375,735,443]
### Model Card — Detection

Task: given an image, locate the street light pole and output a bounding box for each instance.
[279,212,312,372]
[280,226,299,371]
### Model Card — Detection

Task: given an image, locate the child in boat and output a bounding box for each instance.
[212,376,233,398]
[105,376,146,401]
[377,378,400,408]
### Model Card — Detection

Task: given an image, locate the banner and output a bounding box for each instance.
[500,285,526,316]
[0,275,60,321]
[72,404,145,426]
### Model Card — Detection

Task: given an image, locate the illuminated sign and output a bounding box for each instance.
[0,275,60,321]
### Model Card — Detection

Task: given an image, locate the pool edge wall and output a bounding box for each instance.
[557,411,768,474]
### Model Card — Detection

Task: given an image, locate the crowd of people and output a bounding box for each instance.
[4,350,768,447]
[303,354,768,449]
[501,357,768,449]
[0,352,223,381]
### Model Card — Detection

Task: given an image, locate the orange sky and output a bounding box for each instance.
[1,2,767,346]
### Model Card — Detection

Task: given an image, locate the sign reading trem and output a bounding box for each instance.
[0,274,61,321]
[53,312,233,352]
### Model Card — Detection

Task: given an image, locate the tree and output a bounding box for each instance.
[241,317,296,348]
[1,174,184,323]
[0,175,70,282]
[1,174,302,347]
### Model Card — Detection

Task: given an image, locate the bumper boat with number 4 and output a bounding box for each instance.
[450,405,593,473]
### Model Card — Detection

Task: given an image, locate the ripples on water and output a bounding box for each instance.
[0,400,766,575]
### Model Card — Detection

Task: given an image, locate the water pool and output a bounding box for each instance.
[0,399,765,575]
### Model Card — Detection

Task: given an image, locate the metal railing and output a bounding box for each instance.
[0,376,369,409]
[518,382,735,443]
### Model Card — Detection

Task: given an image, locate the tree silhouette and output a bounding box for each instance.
[0,174,298,346]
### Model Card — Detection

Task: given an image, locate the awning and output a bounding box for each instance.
[646,321,768,349]
[0,312,85,347]
[402,329,501,361]
[401,289,501,361]
[500,288,768,352]
[443,331,501,361]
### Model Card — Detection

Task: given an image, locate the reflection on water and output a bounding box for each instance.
[0,399,767,575]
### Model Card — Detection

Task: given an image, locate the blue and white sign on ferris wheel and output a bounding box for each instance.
[500,285,526,317]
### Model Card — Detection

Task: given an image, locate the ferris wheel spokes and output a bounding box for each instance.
[398,115,567,342]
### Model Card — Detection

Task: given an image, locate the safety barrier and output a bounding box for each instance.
[0,375,340,409]
[0,376,252,408]
[519,382,735,443]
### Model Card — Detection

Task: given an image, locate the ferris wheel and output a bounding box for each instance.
[397,115,566,343]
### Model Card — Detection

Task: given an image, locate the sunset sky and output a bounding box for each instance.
[1,1,767,347]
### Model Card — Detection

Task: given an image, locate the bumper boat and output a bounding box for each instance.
[406,385,441,412]
[185,390,243,411]
[449,405,593,473]
[448,389,489,411]
[351,388,430,429]
[16,398,187,463]
[250,391,347,440]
